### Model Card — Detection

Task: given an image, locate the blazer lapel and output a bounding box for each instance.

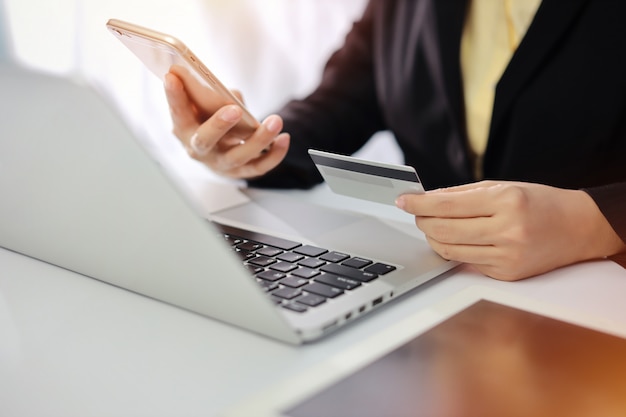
[490,0,589,135]
[433,0,469,136]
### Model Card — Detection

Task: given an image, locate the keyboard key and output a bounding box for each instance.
[320,251,350,263]
[248,256,277,267]
[304,282,343,299]
[296,293,326,307]
[257,270,286,282]
[294,245,328,257]
[279,276,309,288]
[270,261,298,273]
[364,262,397,275]
[315,273,361,290]
[277,252,305,263]
[342,257,373,269]
[282,303,308,313]
[236,241,263,252]
[321,263,378,282]
[270,295,284,304]
[273,287,302,300]
[291,267,320,279]
[244,264,263,274]
[234,249,256,261]
[298,257,326,269]
[224,235,243,246]
[257,279,279,292]
[256,247,283,257]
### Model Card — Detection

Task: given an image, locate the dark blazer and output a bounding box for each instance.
[250,0,626,243]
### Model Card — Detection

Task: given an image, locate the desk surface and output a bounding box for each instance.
[2,184,626,417]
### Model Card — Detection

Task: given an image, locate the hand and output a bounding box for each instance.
[395,181,626,281]
[163,65,290,179]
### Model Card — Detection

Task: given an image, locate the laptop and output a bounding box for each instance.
[0,65,457,344]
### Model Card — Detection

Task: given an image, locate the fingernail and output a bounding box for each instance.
[263,115,281,133]
[395,196,405,210]
[274,133,290,147]
[220,106,241,122]
[190,132,207,154]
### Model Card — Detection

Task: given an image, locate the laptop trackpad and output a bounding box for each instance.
[210,190,363,241]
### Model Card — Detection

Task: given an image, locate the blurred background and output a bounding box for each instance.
[1,0,401,182]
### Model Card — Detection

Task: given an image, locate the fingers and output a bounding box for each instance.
[188,105,243,156]
[415,216,499,246]
[169,65,226,112]
[225,132,291,179]
[163,68,289,179]
[208,115,287,177]
[164,69,252,150]
[399,182,525,250]
[396,185,499,218]
[424,234,493,264]
[423,236,529,281]
[184,113,287,179]
[428,180,500,193]
[164,72,201,143]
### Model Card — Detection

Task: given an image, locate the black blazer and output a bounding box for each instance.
[250,0,626,243]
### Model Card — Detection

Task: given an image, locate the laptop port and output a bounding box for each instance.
[323,320,338,332]
[372,296,383,307]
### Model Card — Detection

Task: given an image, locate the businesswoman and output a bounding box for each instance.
[163,0,626,280]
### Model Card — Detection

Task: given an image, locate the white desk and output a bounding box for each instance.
[2,184,626,417]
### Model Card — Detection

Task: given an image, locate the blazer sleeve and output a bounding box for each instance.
[584,183,626,266]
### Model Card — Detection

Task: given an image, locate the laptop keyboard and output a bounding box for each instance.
[215,223,397,313]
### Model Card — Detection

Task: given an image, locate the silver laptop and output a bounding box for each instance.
[0,65,457,344]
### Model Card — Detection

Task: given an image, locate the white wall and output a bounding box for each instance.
[4,0,401,181]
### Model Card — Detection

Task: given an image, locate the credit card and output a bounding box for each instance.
[308,149,424,205]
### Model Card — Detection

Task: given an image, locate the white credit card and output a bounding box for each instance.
[308,149,425,205]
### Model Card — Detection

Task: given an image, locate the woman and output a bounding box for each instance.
[163,0,626,280]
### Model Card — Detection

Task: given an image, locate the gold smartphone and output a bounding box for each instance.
[106,18,259,133]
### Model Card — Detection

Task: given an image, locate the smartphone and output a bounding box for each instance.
[106,18,259,134]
